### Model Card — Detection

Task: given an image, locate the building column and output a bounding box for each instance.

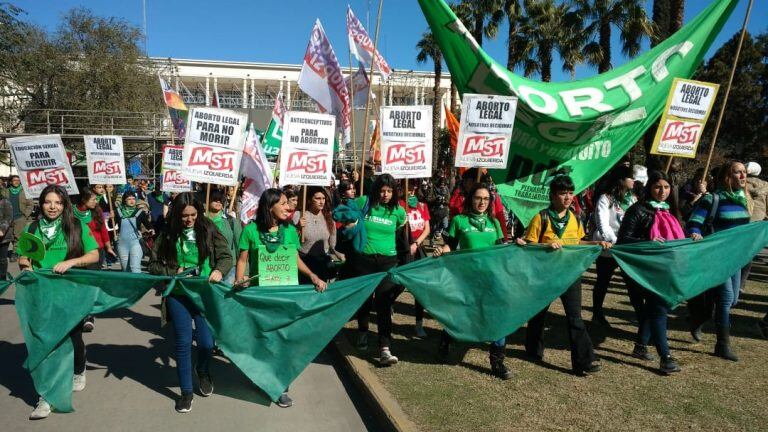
[286,80,292,109]
[205,75,210,106]
[250,78,256,109]
[242,78,248,109]
[388,83,393,105]
[213,77,219,106]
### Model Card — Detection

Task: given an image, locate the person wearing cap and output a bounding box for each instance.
[114,191,154,273]
[207,189,242,285]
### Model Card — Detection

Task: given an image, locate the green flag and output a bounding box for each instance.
[390,243,602,342]
[262,117,282,157]
[611,221,768,308]
[418,0,737,225]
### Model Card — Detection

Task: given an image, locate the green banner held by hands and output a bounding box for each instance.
[418,0,737,225]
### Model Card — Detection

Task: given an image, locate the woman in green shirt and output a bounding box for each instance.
[21,185,100,420]
[345,174,406,366]
[149,192,233,414]
[434,183,521,380]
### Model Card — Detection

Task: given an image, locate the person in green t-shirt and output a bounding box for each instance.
[19,185,100,421]
[433,183,523,380]
[148,192,233,414]
[343,174,406,367]
[207,189,242,285]
[234,187,327,409]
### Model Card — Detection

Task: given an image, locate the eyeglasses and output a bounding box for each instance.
[472,196,491,202]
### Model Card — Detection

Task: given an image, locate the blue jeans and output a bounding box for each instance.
[626,278,670,357]
[117,237,143,273]
[167,295,214,394]
[490,337,505,348]
[223,267,236,286]
[716,270,741,328]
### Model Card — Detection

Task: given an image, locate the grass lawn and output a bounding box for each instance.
[341,260,768,431]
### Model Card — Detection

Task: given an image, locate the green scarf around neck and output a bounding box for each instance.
[467,212,489,232]
[546,208,570,239]
[39,217,62,244]
[647,200,670,210]
[73,206,92,223]
[619,190,635,211]
[407,195,419,208]
[259,224,286,253]
[9,185,22,195]
[152,192,165,203]
[120,205,138,218]
[719,189,748,209]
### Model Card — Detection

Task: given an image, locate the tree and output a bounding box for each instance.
[650,0,671,47]
[416,31,444,170]
[572,0,654,73]
[504,0,522,71]
[461,0,505,48]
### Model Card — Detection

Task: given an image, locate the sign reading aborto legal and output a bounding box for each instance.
[161,145,192,193]
[7,134,79,198]
[455,93,518,169]
[84,135,126,185]
[650,78,719,159]
[278,111,335,186]
[379,105,432,179]
[181,107,248,186]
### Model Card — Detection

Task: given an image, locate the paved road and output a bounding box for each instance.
[0,262,377,431]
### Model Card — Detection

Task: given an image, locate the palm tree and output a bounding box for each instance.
[416,31,443,170]
[504,0,523,71]
[669,0,684,33]
[650,0,671,46]
[572,0,654,73]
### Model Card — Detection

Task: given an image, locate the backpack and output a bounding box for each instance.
[701,193,720,236]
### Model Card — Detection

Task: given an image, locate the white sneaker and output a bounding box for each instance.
[414,320,427,338]
[73,373,86,392]
[379,349,399,366]
[29,398,51,420]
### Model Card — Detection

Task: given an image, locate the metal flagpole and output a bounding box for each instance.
[359,0,383,196]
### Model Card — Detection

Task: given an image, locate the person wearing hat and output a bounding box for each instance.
[207,189,242,285]
[114,191,153,273]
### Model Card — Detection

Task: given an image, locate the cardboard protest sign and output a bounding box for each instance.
[455,94,517,169]
[379,106,432,178]
[258,245,299,286]
[161,145,192,193]
[182,107,248,186]
[651,78,719,158]
[84,135,127,185]
[278,112,335,186]
[8,135,79,198]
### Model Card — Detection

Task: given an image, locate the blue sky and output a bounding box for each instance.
[10,0,767,82]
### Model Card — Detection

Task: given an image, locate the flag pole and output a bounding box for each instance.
[664,156,673,173]
[703,0,754,176]
[228,181,239,214]
[205,183,211,218]
[349,51,357,174]
[359,0,383,196]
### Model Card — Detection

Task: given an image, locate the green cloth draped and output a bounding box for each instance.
[390,243,602,342]
[174,273,386,402]
[13,270,164,412]
[611,221,768,308]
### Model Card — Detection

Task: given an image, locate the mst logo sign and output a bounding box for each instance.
[188,146,236,171]
[93,161,122,175]
[163,170,187,185]
[287,151,327,173]
[27,167,68,187]
[661,121,701,145]
[385,143,426,165]
[463,135,505,157]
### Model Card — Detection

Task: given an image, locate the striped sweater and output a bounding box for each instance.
[686,191,750,236]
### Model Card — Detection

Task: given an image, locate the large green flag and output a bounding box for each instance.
[611,221,768,308]
[390,243,602,342]
[418,0,738,225]
[175,273,386,402]
[14,270,162,412]
[262,117,282,157]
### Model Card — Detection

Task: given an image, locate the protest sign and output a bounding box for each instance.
[455,94,517,169]
[182,107,248,186]
[84,135,126,185]
[651,78,719,158]
[278,112,335,186]
[161,145,192,193]
[8,135,78,198]
[186,107,248,150]
[258,246,299,286]
[379,106,432,178]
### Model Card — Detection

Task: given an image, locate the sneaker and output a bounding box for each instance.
[632,344,655,361]
[277,392,293,408]
[356,332,369,351]
[660,355,681,375]
[758,320,768,339]
[72,373,86,392]
[82,318,95,333]
[29,398,51,420]
[491,361,513,380]
[175,392,193,413]
[379,349,399,366]
[196,370,213,397]
[575,361,602,376]
[414,320,427,338]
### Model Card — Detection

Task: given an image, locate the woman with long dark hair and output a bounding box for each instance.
[22,185,100,420]
[292,186,344,283]
[149,192,232,413]
[343,174,406,366]
[114,191,153,273]
[617,171,684,374]
[235,187,328,408]
[686,160,751,361]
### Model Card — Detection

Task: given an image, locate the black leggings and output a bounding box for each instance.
[348,252,400,348]
[70,320,86,374]
[593,256,620,316]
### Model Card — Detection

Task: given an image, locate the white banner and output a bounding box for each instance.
[8,135,78,198]
[186,107,248,150]
[455,94,517,169]
[161,145,192,193]
[84,135,126,185]
[379,106,432,178]
[278,112,335,186]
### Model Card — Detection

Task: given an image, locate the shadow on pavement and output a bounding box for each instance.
[0,341,38,407]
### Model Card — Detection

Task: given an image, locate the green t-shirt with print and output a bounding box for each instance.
[447,214,503,250]
[354,196,406,257]
[22,220,99,270]
[239,222,300,278]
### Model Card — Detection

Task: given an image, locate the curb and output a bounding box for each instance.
[331,333,419,432]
